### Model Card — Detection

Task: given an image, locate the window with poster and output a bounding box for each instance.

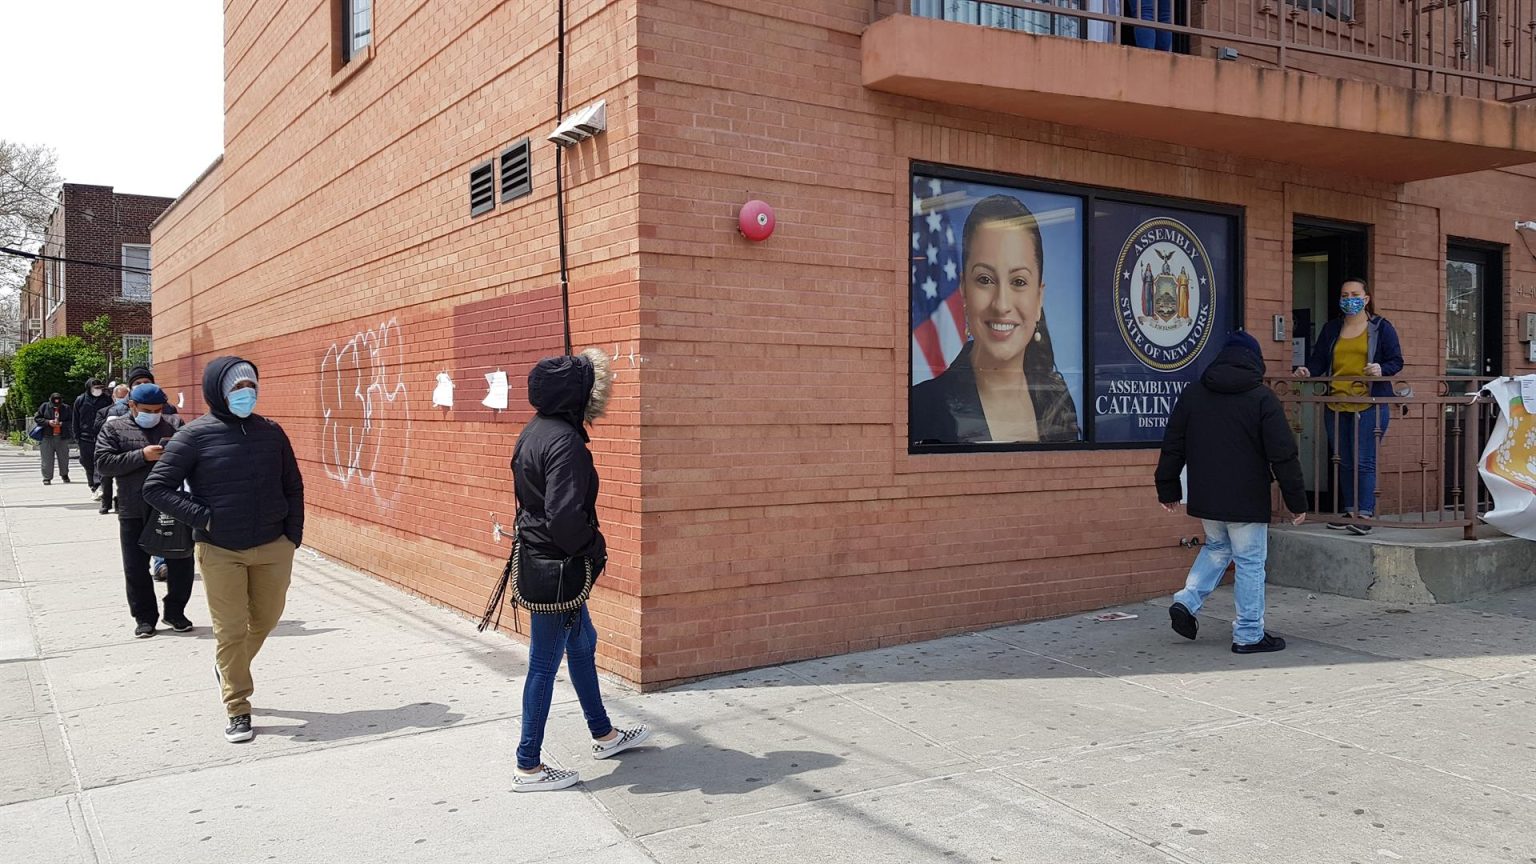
[909,163,1244,452]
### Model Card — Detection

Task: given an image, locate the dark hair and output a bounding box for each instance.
[962,195,1045,279]
[1342,276,1375,316]
[960,194,1078,440]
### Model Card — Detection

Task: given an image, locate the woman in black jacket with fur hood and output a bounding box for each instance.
[509,348,651,791]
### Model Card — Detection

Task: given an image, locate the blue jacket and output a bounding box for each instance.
[1303,315,1404,398]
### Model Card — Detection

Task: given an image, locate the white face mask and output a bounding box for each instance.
[91,388,104,397]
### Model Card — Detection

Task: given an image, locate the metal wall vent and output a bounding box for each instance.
[469,160,495,216]
[500,139,532,203]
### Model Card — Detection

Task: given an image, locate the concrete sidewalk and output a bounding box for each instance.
[2,446,1534,864]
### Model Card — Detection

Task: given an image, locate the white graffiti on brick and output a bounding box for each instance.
[319,319,411,501]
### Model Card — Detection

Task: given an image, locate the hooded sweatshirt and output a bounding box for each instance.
[35,394,72,437]
[142,357,305,550]
[73,379,114,443]
[512,355,605,562]
[1154,345,1307,523]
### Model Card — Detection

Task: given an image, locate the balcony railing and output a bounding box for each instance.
[890,0,1536,99]
[1270,376,1495,539]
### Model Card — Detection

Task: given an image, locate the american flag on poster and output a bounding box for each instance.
[911,176,968,385]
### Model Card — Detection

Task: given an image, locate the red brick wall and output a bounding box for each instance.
[153,0,646,678]
[154,0,1536,688]
[628,0,1536,685]
[52,185,173,346]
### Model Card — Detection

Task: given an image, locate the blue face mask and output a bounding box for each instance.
[1340,296,1368,316]
[133,411,161,429]
[115,397,128,406]
[228,388,258,418]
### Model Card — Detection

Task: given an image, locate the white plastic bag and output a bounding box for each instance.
[1477,376,1536,541]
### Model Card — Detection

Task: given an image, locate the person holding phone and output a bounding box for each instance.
[96,384,193,639]
[34,392,73,485]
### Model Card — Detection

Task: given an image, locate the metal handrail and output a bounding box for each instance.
[890,0,1536,98]
[1268,375,1493,539]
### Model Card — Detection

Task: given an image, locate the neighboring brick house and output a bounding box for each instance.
[152,0,1536,688]
[20,184,174,365]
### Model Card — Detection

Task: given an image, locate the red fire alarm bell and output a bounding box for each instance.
[739,200,775,242]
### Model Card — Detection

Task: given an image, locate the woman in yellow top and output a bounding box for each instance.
[1293,279,1405,534]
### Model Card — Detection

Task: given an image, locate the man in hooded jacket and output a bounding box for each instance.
[143,357,303,744]
[1154,331,1307,655]
[34,393,73,485]
[73,378,113,496]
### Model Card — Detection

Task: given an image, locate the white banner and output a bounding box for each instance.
[1477,376,1536,540]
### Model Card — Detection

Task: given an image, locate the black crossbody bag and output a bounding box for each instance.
[477,507,605,632]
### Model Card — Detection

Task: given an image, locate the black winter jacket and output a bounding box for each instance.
[512,355,605,562]
[142,357,304,550]
[34,399,72,438]
[73,380,113,444]
[1155,347,1308,524]
[95,413,184,520]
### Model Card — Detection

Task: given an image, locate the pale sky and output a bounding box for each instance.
[0,0,223,199]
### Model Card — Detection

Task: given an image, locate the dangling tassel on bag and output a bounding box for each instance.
[476,545,515,633]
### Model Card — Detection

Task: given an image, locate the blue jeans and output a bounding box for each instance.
[517,606,612,770]
[1134,0,1173,50]
[1173,520,1268,645]
[1326,406,1388,517]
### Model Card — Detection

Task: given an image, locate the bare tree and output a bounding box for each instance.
[0,141,63,342]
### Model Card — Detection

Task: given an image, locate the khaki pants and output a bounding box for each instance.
[197,537,295,717]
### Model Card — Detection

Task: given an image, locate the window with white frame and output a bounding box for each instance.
[122,334,152,366]
[45,259,62,314]
[343,0,372,62]
[122,244,151,301]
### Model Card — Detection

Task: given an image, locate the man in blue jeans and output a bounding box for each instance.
[1154,331,1308,654]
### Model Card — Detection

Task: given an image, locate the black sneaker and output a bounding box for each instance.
[224,714,254,743]
[42,480,50,486]
[133,622,156,639]
[61,477,71,484]
[1232,633,1287,654]
[1326,513,1354,530]
[1169,602,1198,640]
[98,507,111,515]
[163,615,194,633]
[1346,521,1373,536]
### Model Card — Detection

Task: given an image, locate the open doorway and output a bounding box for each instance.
[1292,218,1371,510]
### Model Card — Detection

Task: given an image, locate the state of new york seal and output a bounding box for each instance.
[1113,217,1216,372]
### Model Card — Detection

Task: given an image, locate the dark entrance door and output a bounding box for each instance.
[1445,243,1504,508]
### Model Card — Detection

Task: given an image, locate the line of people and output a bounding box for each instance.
[41,352,648,779]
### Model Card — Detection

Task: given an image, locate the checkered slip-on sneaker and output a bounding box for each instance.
[592,725,651,760]
[513,766,581,792]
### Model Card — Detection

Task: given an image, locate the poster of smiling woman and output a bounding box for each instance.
[909,172,1086,448]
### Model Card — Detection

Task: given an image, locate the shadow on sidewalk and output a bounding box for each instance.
[583,746,844,796]
[256,702,465,742]
[172,618,343,641]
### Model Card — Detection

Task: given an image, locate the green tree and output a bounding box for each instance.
[12,336,103,417]
[80,314,118,379]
